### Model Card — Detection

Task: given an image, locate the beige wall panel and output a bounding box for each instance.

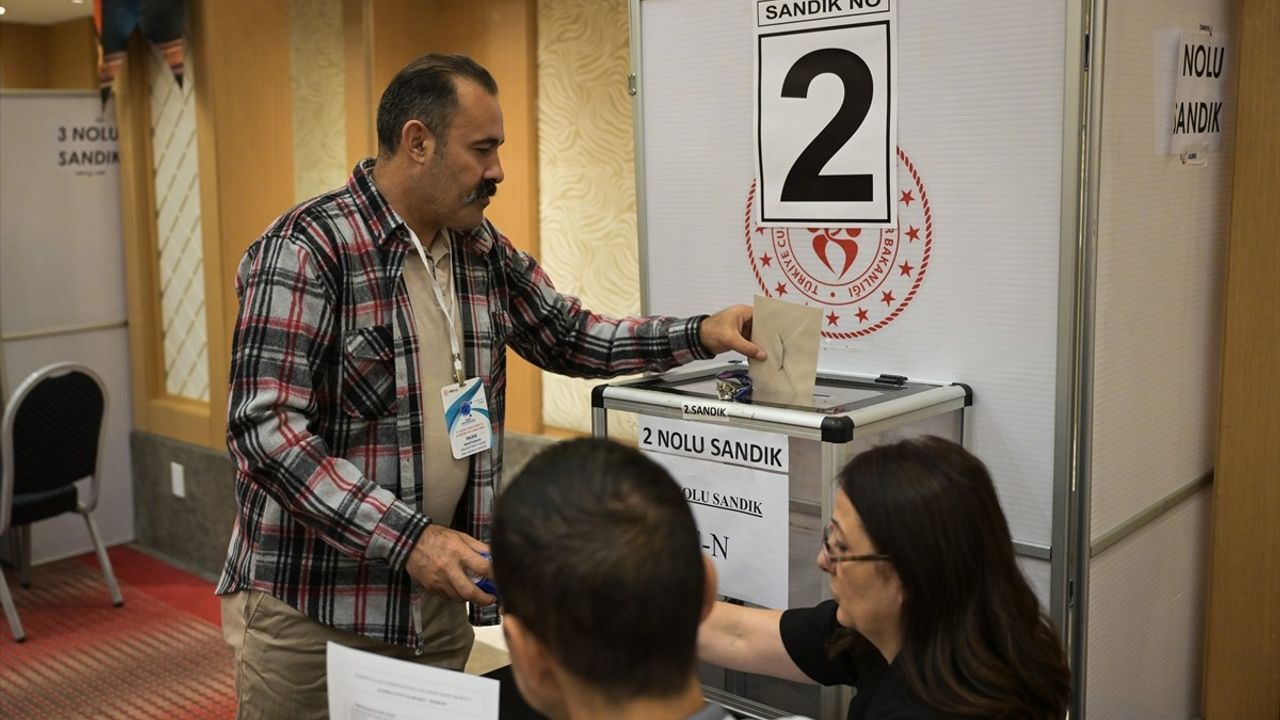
[0,23,51,89]
[537,0,639,436]
[116,30,214,445]
[0,19,94,90]
[196,0,295,349]
[47,18,96,90]
[290,0,348,201]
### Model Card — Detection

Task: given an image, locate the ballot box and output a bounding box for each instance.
[591,363,972,720]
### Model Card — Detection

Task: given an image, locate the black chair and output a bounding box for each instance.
[1,362,123,642]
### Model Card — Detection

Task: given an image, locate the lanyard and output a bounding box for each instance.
[406,227,465,386]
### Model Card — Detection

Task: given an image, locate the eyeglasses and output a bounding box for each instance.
[821,523,891,565]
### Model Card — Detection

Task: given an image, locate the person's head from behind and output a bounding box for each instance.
[492,438,715,719]
[821,436,1069,719]
[375,53,503,233]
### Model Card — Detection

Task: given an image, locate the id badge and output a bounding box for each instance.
[440,377,493,459]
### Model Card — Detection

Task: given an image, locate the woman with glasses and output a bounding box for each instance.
[697,436,1070,720]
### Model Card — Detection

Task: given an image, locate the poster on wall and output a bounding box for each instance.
[754,0,897,227]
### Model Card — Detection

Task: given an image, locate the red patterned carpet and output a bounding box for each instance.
[0,546,234,719]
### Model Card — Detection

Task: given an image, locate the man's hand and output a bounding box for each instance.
[405,524,497,606]
[700,304,766,360]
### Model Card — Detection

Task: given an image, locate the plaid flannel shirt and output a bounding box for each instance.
[216,159,712,646]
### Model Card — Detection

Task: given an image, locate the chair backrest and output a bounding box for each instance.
[0,362,108,534]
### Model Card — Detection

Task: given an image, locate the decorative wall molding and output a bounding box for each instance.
[538,0,641,436]
[290,0,348,202]
[150,49,209,401]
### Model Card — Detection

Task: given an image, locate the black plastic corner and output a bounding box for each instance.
[591,383,608,409]
[820,416,855,444]
[951,382,974,406]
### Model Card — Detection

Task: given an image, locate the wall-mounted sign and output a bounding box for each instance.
[1171,30,1227,157]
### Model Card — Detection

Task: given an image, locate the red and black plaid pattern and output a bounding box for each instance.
[217,160,711,646]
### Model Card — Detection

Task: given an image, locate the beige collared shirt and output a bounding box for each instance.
[402,230,470,525]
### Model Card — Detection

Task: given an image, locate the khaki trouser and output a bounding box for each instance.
[221,589,474,719]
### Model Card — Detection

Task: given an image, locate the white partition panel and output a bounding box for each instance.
[0,91,134,563]
[1089,0,1237,540]
[0,95,126,336]
[1085,487,1211,720]
[636,0,1070,554]
[1019,557,1053,610]
[1079,0,1238,715]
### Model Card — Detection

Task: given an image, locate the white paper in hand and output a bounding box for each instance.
[327,641,499,720]
[748,295,822,406]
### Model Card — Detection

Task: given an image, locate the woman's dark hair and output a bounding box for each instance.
[836,436,1070,719]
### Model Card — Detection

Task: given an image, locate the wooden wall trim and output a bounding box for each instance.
[116,0,294,451]
[190,0,295,451]
[1203,0,1280,716]
[114,31,214,447]
[343,0,375,167]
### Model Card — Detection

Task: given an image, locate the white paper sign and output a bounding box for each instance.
[640,418,790,608]
[326,642,499,720]
[755,0,897,227]
[639,416,789,473]
[1171,30,1227,156]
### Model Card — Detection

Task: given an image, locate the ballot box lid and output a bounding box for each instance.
[594,364,971,443]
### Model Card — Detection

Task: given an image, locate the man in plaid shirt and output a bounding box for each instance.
[217,54,763,716]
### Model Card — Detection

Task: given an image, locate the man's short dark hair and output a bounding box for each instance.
[492,438,705,700]
[375,53,498,156]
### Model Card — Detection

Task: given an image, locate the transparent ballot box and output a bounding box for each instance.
[591,363,972,720]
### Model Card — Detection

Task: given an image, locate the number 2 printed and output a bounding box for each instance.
[756,21,895,227]
[781,48,874,203]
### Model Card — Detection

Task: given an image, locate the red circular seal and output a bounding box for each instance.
[745,147,933,339]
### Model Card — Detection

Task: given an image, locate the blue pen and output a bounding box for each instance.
[474,551,499,600]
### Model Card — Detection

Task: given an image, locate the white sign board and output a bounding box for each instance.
[640,417,790,608]
[1170,31,1227,156]
[755,0,897,227]
[0,94,125,335]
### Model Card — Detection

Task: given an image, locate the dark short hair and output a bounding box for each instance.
[375,53,498,156]
[838,436,1070,719]
[492,438,705,700]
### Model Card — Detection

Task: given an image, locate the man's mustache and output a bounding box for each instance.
[463,180,498,205]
